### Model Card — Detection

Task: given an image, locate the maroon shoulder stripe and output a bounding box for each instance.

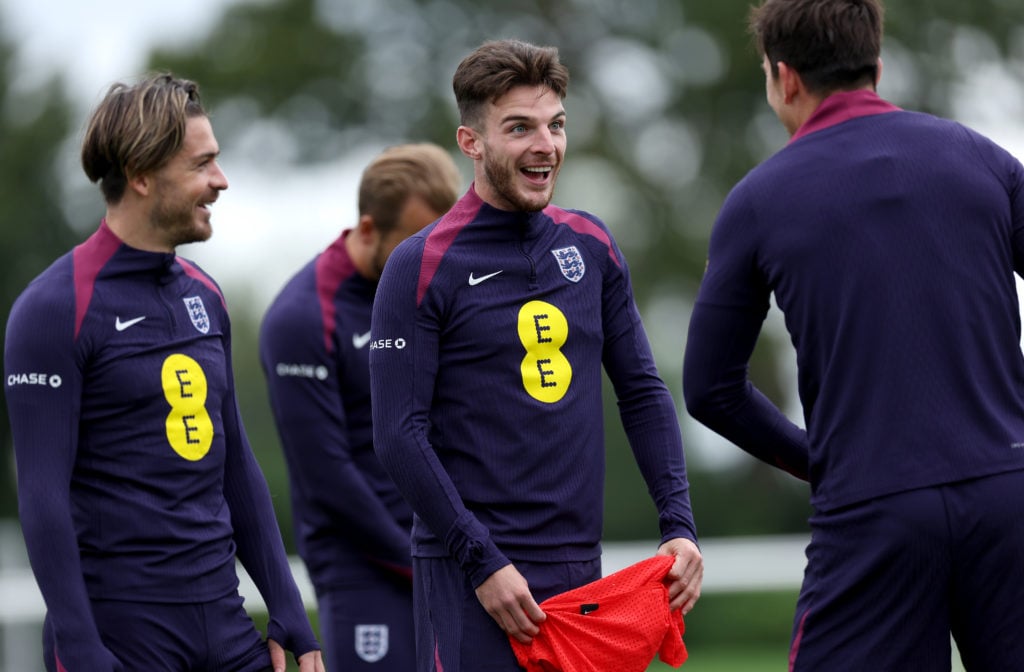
[177,257,226,309]
[72,220,121,339]
[544,206,621,268]
[315,234,357,353]
[417,192,483,306]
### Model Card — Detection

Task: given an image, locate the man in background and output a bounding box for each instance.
[260,143,461,669]
[4,73,323,672]
[684,0,1024,669]
[370,39,702,671]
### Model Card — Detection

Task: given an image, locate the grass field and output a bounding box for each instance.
[266,644,791,672]
[648,645,787,671]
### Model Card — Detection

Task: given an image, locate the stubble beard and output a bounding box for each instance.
[150,187,212,248]
[483,153,556,213]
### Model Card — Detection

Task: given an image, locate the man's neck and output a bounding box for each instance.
[104,207,173,253]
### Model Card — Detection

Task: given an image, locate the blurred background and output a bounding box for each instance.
[1,0,1022,669]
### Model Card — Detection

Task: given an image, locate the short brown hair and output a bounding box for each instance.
[452,39,570,129]
[749,0,883,94]
[358,143,462,236]
[81,73,206,204]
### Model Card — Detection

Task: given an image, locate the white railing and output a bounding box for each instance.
[0,532,811,622]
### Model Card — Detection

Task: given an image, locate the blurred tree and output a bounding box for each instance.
[139,0,1024,543]
[0,21,80,518]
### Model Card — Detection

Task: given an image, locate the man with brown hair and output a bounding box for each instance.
[260,142,462,670]
[370,39,702,671]
[684,0,1024,669]
[4,72,324,672]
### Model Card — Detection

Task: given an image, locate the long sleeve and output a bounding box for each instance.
[372,191,684,580]
[221,325,320,658]
[682,174,810,483]
[600,244,698,543]
[370,238,510,588]
[683,301,810,481]
[4,281,120,671]
[260,287,411,576]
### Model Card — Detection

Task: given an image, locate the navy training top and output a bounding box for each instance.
[259,231,413,593]
[370,186,697,589]
[684,91,1024,511]
[4,221,317,669]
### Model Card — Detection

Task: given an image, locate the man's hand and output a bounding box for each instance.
[268,639,326,672]
[475,564,547,644]
[657,537,704,614]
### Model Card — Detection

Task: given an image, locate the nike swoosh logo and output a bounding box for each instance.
[468,270,503,286]
[115,316,147,332]
[352,331,372,349]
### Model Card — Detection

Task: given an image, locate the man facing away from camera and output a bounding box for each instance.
[684,1,1024,669]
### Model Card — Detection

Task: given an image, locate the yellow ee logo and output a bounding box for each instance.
[161,354,214,461]
[518,300,572,403]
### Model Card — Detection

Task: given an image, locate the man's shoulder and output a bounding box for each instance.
[261,264,330,344]
[5,253,77,357]
[10,251,76,315]
[542,205,626,272]
[266,259,319,310]
[174,255,222,291]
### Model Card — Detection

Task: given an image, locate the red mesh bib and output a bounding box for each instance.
[508,555,688,671]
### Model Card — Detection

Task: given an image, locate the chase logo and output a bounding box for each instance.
[7,372,63,389]
[369,338,407,350]
[275,363,330,380]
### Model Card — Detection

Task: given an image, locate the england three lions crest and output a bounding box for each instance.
[355,624,389,663]
[551,246,585,283]
[183,296,210,334]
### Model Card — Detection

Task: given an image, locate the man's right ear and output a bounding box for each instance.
[456,126,482,161]
[126,171,150,197]
[356,213,376,241]
[777,61,803,104]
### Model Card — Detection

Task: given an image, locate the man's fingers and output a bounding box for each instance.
[267,639,287,672]
[502,600,544,640]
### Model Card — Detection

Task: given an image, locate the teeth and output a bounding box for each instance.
[524,167,551,173]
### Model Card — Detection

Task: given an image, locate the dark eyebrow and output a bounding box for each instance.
[500,110,567,126]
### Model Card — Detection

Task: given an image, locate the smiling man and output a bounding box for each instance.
[369,39,703,671]
[3,73,324,672]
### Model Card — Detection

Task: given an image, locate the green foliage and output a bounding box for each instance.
[147,0,374,161]
[0,24,80,517]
